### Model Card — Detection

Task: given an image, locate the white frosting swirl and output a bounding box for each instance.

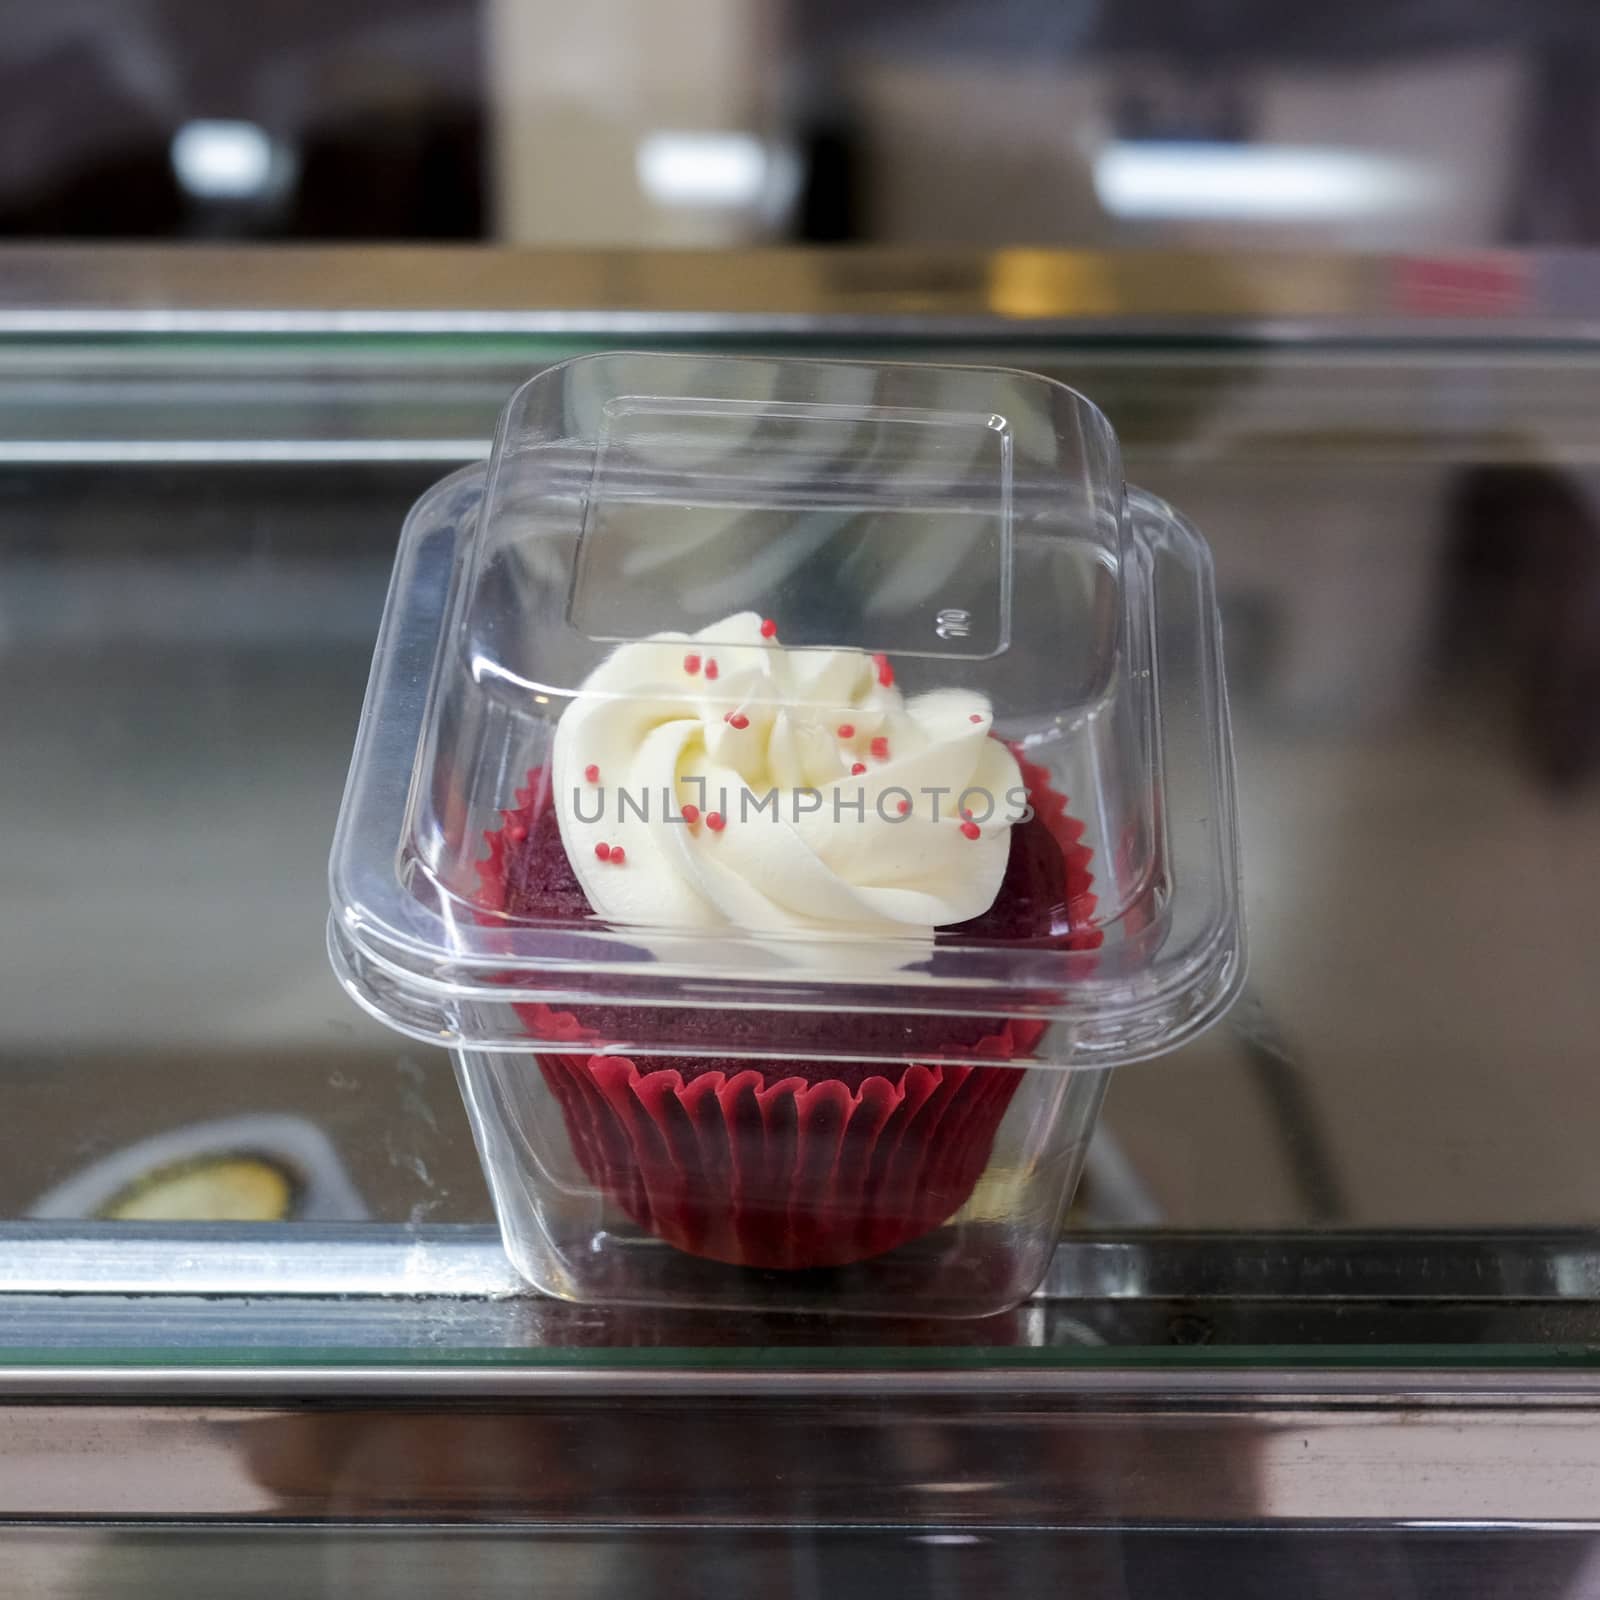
[550,613,1022,959]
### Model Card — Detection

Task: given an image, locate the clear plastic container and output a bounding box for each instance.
[329,353,1243,1318]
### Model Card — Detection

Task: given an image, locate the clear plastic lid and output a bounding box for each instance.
[329,353,1243,1066]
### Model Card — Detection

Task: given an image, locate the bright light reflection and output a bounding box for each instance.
[1094,142,1439,221]
[170,120,276,201]
[636,132,768,209]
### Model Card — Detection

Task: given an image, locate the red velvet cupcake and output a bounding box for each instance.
[473,616,1100,1270]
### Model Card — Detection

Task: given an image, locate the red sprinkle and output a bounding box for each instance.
[969,712,983,724]
[871,652,894,687]
[508,824,527,843]
[960,820,982,841]
[851,762,867,776]
[729,712,750,730]
[961,808,974,821]
[705,658,719,681]
[584,763,600,783]
[594,842,612,861]
[836,723,855,739]
[610,845,626,865]
[681,804,700,825]
[683,653,701,675]
[706,811,726,832]
[759,617,778,639]
[896,799,911,815]
[870,736,890,761]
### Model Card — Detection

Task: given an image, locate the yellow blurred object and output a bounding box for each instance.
[101,1155,297,1222]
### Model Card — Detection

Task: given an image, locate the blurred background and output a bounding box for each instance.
[5,0,1600,250]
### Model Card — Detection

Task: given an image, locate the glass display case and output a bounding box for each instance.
[4,247,1600,1594]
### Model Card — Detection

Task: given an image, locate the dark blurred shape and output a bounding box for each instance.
[1508,39,1600,243]
[1109,67,1251,144]
[0,16,184,235]
[291,96,482,239]
[0,0,482,240]
[1446,465,1600,788]
[1,149,186,239]
[795,116,862,243]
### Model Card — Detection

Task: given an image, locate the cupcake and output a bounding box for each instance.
[474,612,1099,1270]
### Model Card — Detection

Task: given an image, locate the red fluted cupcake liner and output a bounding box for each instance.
[473,756,1097,1270]
[515,1002,1043,1269]
[1015,749,1103,951]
